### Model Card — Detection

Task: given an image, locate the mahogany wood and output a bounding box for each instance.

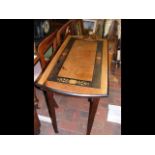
[87,98,100,135]
[58,39,97,81]
[56,20,84,48]
[38,32,57,70]
[44,91,58,133]
[37,35,108,134]
[38,35,108,97]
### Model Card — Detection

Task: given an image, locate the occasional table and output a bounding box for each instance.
[37,35,108,134]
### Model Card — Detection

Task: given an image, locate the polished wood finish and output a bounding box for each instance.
[58,39,97,81]
[38,32,57,69]
[87,98,100,135]
[46,81,106,97]
[44,91,58,133]
[37,36,72,85]
[37,35,108,134]
[56,20,73,47]
[38,35,108,97]
[56,20,83,48]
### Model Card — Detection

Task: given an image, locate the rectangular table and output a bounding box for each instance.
[37,35,108,134]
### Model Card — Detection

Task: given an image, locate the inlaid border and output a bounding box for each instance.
[48,38,103,88]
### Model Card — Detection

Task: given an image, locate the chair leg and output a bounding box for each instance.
[34,86,40,108]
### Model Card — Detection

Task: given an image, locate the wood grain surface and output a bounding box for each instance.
[58,39,97,81]
[37,35,108,97]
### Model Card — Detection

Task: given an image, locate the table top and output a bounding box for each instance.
[37,35,108,97]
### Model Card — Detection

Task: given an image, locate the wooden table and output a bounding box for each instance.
[37,35,108,134]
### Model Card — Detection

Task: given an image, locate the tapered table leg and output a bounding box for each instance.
[44,91,58,133]
[87,98,100,135]
[88,98,93,121]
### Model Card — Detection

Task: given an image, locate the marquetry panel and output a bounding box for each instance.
[37,35,108,97]
[58,39,97,81]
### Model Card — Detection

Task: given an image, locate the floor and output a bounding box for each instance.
[35,66,121,135]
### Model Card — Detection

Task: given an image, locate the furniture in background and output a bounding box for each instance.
[115,20,121,69]
[83,19,97,35]
[37,19,84,70]
[96,20,106,38]
[37,35,108,135]
[34,53,42,82]
[56,19,83,48]
[73,19,84,35]
[107,20,119,72]
[82,19,107,39]
[115,38,121,69]
[34,19,69,50]
[103,19,113,38]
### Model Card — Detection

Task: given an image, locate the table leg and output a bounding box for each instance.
[44,91,58,133]
[88,98,92,103]
[88,98,93,120]
[87,98,100,135]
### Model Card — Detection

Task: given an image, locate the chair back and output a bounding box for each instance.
[38,32,57,69]
[56,19,83,47]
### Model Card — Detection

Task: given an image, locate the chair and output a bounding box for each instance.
[56,19,83,48]
[38,32,58,70]
[71,19,84,35]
